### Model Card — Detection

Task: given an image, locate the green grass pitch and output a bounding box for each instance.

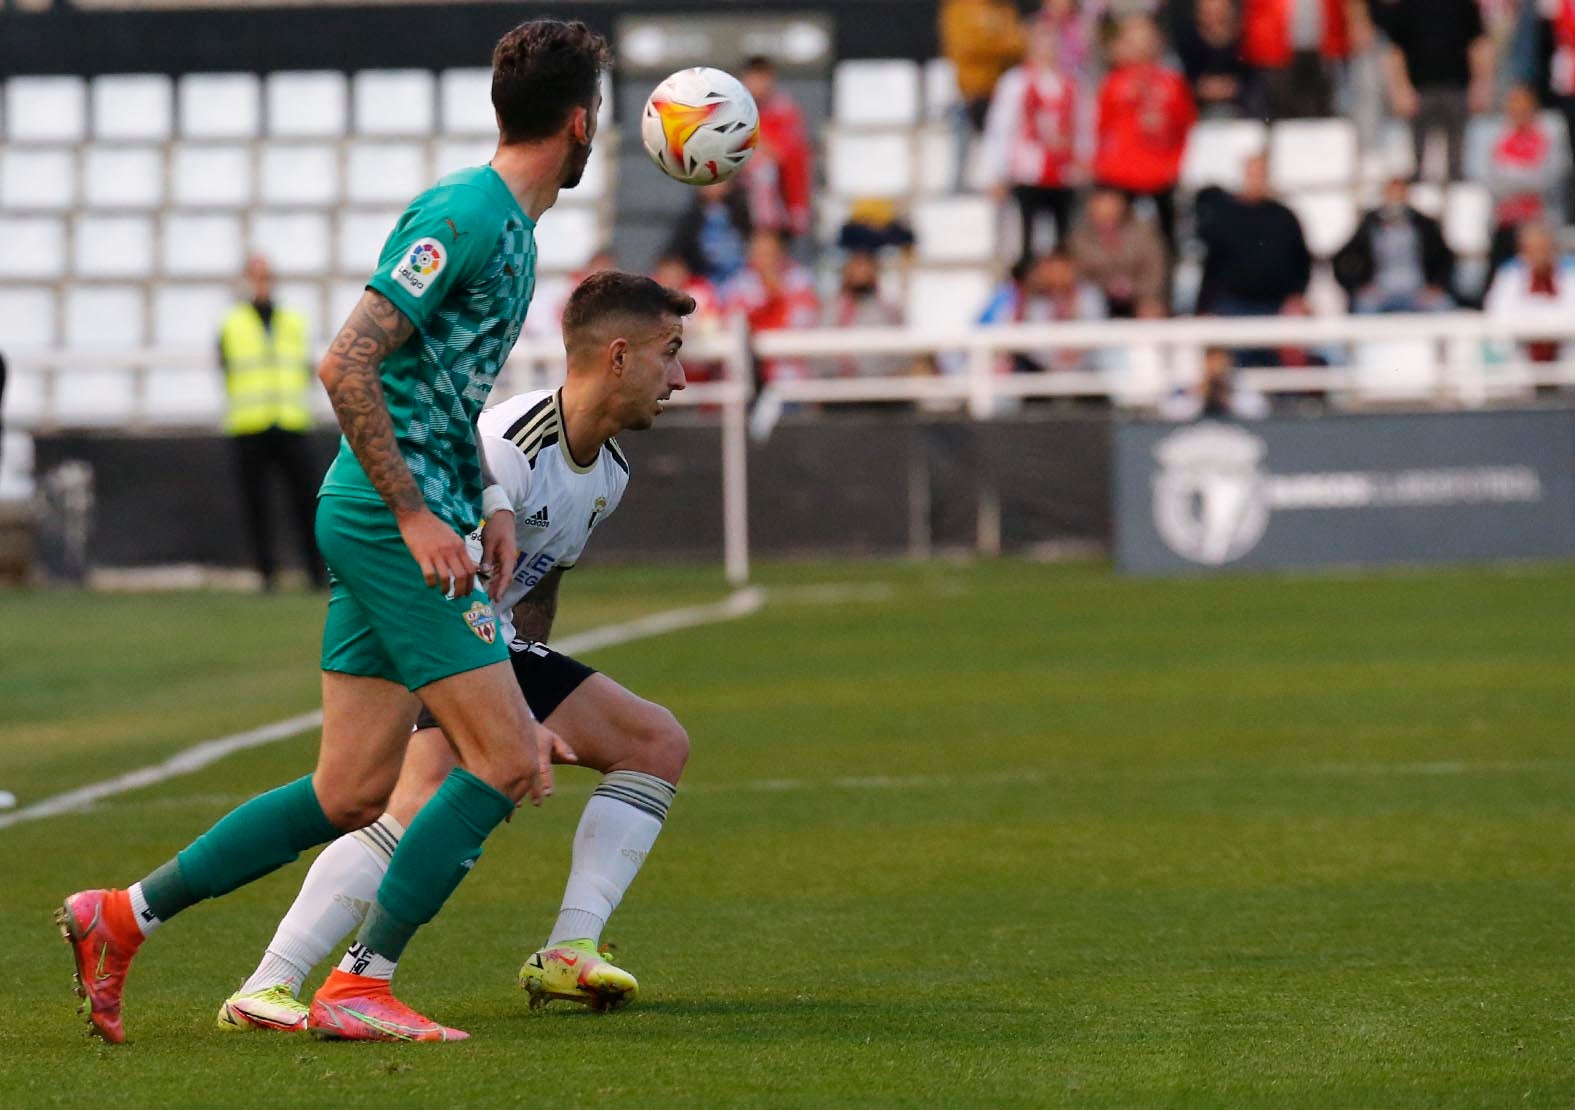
[2,558,1574,1106]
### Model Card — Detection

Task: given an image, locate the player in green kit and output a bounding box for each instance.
[56,19,610,1044]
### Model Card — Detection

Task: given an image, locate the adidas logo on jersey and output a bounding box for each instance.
[523,506,550,528]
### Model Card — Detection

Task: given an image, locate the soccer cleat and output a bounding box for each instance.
[307,969,468,1043]
[55,889,143,1044]
[217,984,309,1033]
[518,939,638,1012]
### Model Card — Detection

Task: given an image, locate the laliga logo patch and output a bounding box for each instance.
[463,600,498,644]
[393,237,446,298]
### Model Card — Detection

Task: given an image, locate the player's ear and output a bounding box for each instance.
[608,336,628,375]
[568,104,591,144]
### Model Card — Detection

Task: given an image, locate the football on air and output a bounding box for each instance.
[641,66,760,186]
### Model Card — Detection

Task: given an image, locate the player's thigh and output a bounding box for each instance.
[384,726,459,827]
[416,660,536,799]
[542,672,689,782]
[315,670,422,829]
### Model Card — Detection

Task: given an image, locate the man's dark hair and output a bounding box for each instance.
[492,19,611,143]
[742,55,775,74]
[563,271,696,343]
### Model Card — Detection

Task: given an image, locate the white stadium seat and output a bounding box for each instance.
[92,74,174,141]
[0,216,66,278]
[178,73,262,140]
[82,147,165,210]
[266,71,348,138]
[63,284,146,348]
[431,137,494,180]
[913,196,998,263]
[0,430,36,501]
[330,280,368,332]
[827,129,914,198]
[1180,119,1266,192]
[74,214,152,279]
[923,57,961,121]
[5,76,87,142]
[439,68,496,137]
[144,368,225,424]
[833,60,921,127]
[905,267,996,330]
[345,141,427,205]
[353,69,435,136]
[152,283,233,345]
[1443,182,1493,256]
[1407,182,1444,218]
[1,369,47,428]
[275,279,324,340]
[170,144,253,208]
[337,209,399,274]
[0,287,58,347]
[1269,118,1357,193]
[915,124,958,195]
[259,144,340,206]
[52,368,136,426]
[533,205,599,271]
[1286,190,1358,259]
[0,148,76,210]
[161,213,243,277]
[248,211,331,276]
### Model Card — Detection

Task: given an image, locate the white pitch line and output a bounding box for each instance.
[0,587,768,832]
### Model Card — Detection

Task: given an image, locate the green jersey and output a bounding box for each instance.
[320,164,537,532]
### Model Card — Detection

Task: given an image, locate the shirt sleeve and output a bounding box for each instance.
[481,434,534,515]
[367,184,499,330]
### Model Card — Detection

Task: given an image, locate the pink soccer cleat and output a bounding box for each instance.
[308,969,468,1043]
[55,889,144,1044]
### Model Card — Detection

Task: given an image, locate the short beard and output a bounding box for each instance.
[560,138,591,190]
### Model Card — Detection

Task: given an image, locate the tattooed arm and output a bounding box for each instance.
[319,289,476,593]
[510,567,563,644]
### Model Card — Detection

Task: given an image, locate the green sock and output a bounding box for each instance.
[354,767,514,962]
[139,775,339,922]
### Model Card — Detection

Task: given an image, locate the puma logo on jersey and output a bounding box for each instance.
[523,506,550,528]
[444,217,469,243]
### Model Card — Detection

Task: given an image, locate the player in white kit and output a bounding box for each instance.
[217,272,696,1029]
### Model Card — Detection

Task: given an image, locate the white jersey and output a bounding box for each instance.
[471,388,630,640]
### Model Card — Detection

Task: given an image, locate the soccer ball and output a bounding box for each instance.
[641,67,760,186]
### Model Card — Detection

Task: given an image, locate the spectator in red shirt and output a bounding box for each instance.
[725,231,821,383]
[982,20,1085,266]
[1239,0,1350,119]
[1485,84,1570,280]
[739,57,813,240]
[652,253,725,383]
[1093,14,1197,249]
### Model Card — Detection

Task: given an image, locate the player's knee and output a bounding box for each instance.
[316,784,392,831]
[467,748,536,803]
[627,705,689,780]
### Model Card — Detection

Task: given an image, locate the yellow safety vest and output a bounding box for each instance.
[219,303,313,435]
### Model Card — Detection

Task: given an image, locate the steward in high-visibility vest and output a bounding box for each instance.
[219,302,314,435]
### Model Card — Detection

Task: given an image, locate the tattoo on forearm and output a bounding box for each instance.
[511,569,562,643]
[320,291,423,515]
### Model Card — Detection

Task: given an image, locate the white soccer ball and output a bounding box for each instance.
[641,67,760,186]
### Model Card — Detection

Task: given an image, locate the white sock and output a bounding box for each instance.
[338,942,398,981]
[238,814,403,996]
[547,772,675,947]
[127,882,162,938]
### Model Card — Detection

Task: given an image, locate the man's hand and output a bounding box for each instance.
[520,719,576,807]
[1467,78,1493,115]
[1391,80,1420,120]
[398,508,478,596]
[479,510,516,604]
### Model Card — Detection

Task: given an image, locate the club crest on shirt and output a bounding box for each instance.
[463,600,497,644]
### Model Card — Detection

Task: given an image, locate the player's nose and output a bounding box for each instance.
[669,362,687,391]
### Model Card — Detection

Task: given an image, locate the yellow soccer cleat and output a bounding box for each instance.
[518,939,638,1012]
[217,984,309,1033]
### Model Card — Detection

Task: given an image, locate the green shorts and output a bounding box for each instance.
[316,494,507,691]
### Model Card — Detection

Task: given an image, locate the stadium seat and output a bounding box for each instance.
[1285,191,1358,259]
[161,213,244,278]
[249,212,332,276]
[170,145,253,208]
[74,215,152,279]
[337,209,401,274]
[833,60,921,127]
[1408,182,1444,218]
[0,148,76,210]
[5,76,87,142]
[576,142,609,200]
[266,71,348,138]
[152,282,233,345]
[0,216,66,278]
[63,285,145,348]
[1,368,46,428]
[1180,119,1266,192]
[915,124,959,195]
[345,141,427,205]
[92,74,174,141]
[144,367,225,424]
[1305,263,1346,317]
[905,267,996,329]
[329,280,368,331]
[826,129,914,199]
[431,137,495,180]
[1362,120,1417,184]
[352,69,435,136]
[439,68,496,137]
[0,430,35,501]
[51,368,136,426]
[82,147,165,210]
[259,144,340,206]
[1443,182,1492,256]
[275,279,325,340]
[1268,118,1357,193]
[912,196,997,263]
[0,287,58,347]
[1354,339,1441,402]
[533,205,599,271]
[178,73,262,140]
[923,57,961,121]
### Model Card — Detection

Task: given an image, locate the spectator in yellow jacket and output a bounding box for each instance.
[941,0,1028,131]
